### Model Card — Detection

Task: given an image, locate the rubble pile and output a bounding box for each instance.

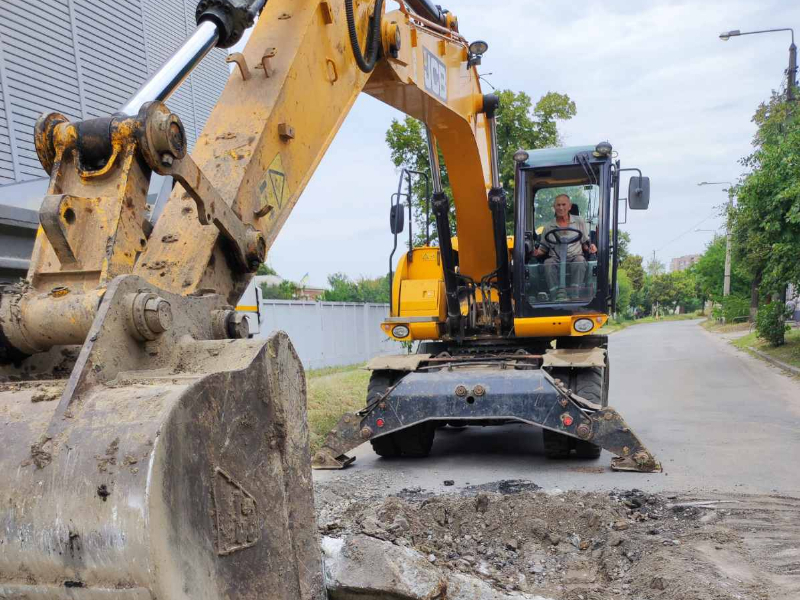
[318,481,776,600]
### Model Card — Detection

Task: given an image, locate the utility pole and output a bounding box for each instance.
[788,37,797,102]
[723,189,733,297]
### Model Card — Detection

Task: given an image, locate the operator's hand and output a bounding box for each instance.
[586,243,597,254]
[534,246,548,258]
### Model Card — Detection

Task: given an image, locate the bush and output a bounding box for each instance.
[755,301,790,346]
[721,295,750,323]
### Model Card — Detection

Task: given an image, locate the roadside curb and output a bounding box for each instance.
[747,347,800,377]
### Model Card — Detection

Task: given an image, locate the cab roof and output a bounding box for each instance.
[521,145,609,169]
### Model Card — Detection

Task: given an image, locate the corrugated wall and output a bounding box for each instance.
[0,0,229,184]
[257,301,406,370]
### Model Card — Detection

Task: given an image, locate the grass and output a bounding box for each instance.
[701,319,751,333]
[731,327,800,371]
[306,364,370,452]
[600,313,700,334]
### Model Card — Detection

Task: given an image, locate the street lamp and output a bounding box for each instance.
[719,28,797,101]
[698,181,735,298]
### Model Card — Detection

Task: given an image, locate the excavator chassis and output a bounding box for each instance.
[0,275,324,600]
[313,357,661,473]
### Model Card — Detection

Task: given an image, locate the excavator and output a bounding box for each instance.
[0,0,658,598]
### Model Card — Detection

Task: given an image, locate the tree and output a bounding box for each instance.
[647,271,699,316]
[320,273,390,303]
[385,89,576,242]
[730,90,800,317]
[616,231,631,263]
[261,280,298,300]
[693,235,751,304]
[616,269,633,316]
[620,254,645,291]
[645,256,665,277]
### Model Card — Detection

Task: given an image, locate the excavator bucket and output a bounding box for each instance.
[0,275,325,600]
[312,364,661,473]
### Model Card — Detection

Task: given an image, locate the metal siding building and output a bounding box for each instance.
[0,0,230,279]
[0,0,229,191]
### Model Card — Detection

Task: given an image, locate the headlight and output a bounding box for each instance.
[574,318,594,333]
[392,325,410,338]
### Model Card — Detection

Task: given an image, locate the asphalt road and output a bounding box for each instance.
[313,320,800,496]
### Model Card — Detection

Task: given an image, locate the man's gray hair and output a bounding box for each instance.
[554,193,571,203]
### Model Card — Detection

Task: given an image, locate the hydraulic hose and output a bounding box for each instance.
[345,0,384,73]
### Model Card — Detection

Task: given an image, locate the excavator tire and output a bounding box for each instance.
[573,364,608,458]
[543,366,607,459]
[367,370,436,458]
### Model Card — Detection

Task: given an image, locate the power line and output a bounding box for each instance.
[655,210,720,252]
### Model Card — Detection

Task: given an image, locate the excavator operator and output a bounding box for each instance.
[534,194,597,294]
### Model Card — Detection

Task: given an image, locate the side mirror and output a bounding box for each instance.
[390,203,405,234]
[628,176,650,210]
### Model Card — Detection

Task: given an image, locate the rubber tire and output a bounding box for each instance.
[367,370,436,458]
[543,428,572,459]
[573,367,604,459]
[367,371,401,458]
[542,366,606,459]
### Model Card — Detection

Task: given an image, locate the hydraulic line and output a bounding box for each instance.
[345,0,384,73]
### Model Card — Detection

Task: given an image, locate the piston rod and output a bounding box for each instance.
[120,21,220,116]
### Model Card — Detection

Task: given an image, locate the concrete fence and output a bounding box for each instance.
[255,300,404,370]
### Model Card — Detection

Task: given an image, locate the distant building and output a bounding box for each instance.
[670,254,701,272]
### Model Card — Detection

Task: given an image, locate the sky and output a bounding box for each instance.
[260,0,800,286]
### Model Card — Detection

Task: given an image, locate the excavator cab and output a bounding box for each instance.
[514,144,622,320]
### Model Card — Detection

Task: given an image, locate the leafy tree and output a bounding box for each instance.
[620,254,645,291]
[616,269,633,316]
[261,280,298,300]
[731,91,800,310]
[321,273,390,303]
[645,257,665,277]
[693,235,752,304]
[385,90,576,242]
[646,270,699,316]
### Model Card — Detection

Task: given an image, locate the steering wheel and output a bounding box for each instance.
[544,227,583,250]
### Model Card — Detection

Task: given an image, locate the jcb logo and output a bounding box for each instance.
[423,47,447,101]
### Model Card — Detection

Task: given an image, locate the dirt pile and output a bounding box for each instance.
[316,480,800,600]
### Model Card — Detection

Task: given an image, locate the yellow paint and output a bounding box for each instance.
[236,305,258,312]
[398,279,445,319]
[514,314,608,338]
[390,247,446,318]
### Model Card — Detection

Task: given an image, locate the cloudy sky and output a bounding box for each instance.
[264,0,800,286]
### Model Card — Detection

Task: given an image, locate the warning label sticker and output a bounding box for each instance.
[256,154,289,220]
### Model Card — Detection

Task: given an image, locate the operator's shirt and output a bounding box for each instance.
[539,215,590,259]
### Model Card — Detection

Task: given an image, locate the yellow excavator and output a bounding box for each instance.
[0,0,658,598]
